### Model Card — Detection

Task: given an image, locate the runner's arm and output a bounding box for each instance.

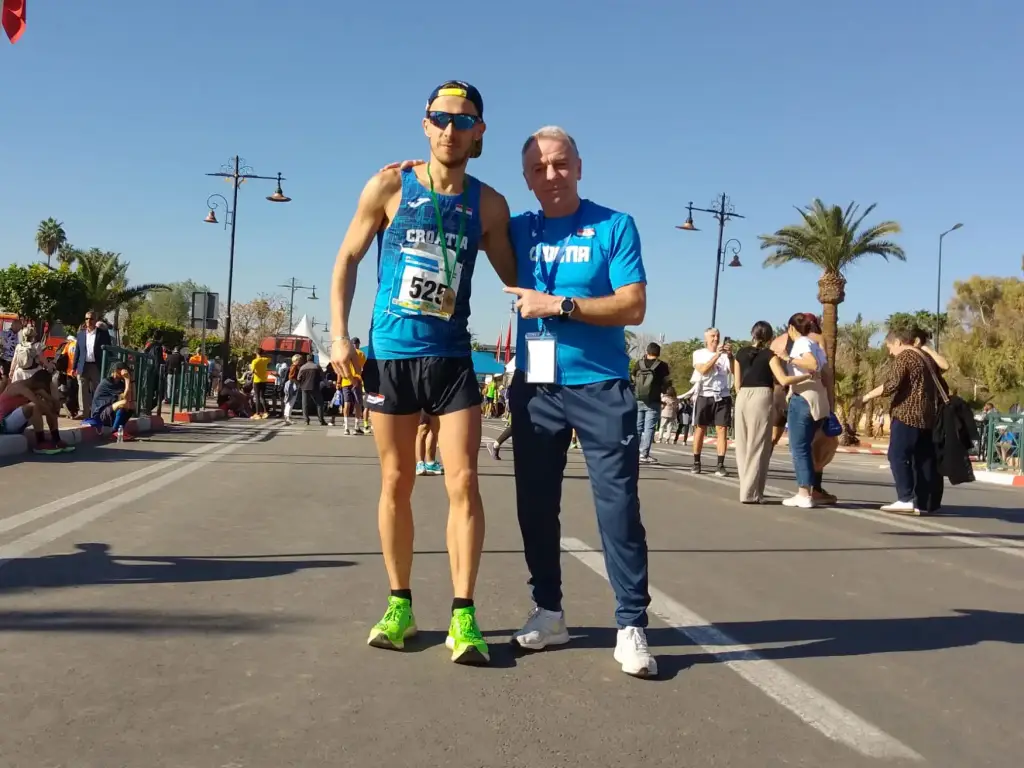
[479,185,517,287]
[330,171,400,339]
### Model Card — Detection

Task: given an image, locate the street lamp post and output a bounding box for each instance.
[203,155,291,358]
[935,222,964,351]
[278,277,318,332]
[676,193,745,327]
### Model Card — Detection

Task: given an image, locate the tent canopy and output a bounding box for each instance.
[472,351,506,377]
[290,315,331,368]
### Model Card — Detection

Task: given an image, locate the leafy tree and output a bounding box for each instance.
[759,199,905,399]
[917,276,1024,405]
[35,218,67,269]
[141,279,213,327]
[627,331,661,360]
[186,330,223,356]
[0,263,90,326]
[229,293,289,355]
[885,310,947,339]
[122,315,186,350]
[656,338,703,389]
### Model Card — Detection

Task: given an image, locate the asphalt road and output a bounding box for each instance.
[1,419,1022,767]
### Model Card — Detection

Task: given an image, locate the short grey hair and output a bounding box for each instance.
[705,327,720,337]
[521,125,579,159]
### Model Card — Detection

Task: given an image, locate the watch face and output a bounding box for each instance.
[560,298,574,314]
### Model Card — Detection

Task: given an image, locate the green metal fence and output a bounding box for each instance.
[985,412,1022,473]
[168,362,209,420]
[100,345,159,416]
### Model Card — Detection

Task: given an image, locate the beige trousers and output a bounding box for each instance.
[734,387,775,502]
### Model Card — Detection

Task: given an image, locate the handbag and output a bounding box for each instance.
[823,412,843,438]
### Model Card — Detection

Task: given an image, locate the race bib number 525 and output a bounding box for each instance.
[392,245,462,320]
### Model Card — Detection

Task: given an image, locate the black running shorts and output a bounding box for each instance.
[694,395,733,428]
[361,357,482,416]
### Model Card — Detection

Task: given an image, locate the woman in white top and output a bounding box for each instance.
[10,326,44,382]
[776,313,829,508]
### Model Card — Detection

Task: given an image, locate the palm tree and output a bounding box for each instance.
[35,218,67,268]
[759,200,905,397]
[862,347,890,437]
[56,243,81,269]
[75,248,169,320]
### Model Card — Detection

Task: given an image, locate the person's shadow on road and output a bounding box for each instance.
[553,608,1024,679]
[0,542,354,591]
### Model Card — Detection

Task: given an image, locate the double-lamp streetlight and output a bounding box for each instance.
[677,193,744,328]
[935,222,963,351]
[203,155,291,358]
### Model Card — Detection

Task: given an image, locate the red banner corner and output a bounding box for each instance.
[3,0,26,44]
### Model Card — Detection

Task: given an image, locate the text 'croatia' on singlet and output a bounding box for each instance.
[366,168,483,360]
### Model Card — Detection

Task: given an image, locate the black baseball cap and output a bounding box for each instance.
[426,80,484,118]
[426,80,484,158]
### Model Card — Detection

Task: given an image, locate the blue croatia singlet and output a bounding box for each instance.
[366,167,482,360]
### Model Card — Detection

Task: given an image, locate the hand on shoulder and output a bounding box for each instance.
[369,167,405,195]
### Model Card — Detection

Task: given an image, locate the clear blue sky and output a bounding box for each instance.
[2,1,1020,343]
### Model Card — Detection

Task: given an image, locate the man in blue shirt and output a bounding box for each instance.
[504,126,656,678]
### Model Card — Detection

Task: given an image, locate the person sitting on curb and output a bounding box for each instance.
[216,380,251,417]
[0,368,73,454]
[84,361,136,442]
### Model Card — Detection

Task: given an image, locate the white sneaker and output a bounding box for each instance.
[512,607,570,650]
[880,500,919,515]
[614,626,658,677]
[782,494,815,508]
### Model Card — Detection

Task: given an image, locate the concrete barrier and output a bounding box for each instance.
[0,415,165,459]
[171,408,229,424]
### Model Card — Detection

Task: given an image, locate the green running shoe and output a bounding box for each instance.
[445,605,490,664]
[367,596,417,650]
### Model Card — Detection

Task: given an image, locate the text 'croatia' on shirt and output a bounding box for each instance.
[367,168,482,360]
[509,199,646,386]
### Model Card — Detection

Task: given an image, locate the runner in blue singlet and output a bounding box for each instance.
[328,81,516,666]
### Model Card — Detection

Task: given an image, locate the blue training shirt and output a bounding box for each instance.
[366,168,482,360]
[509,199,646,386]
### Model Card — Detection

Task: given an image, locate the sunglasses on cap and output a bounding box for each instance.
[427,111,481,131]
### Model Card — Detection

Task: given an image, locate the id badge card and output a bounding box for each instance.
[525,332,557,384]
[391,243,463,320]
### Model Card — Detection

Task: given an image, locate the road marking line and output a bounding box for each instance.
[0,428,268,570]
[0,427,263,537]
[657,465,1024,559]
[560,535,923,761]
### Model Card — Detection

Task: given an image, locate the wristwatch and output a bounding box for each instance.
[558,297,576,320]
